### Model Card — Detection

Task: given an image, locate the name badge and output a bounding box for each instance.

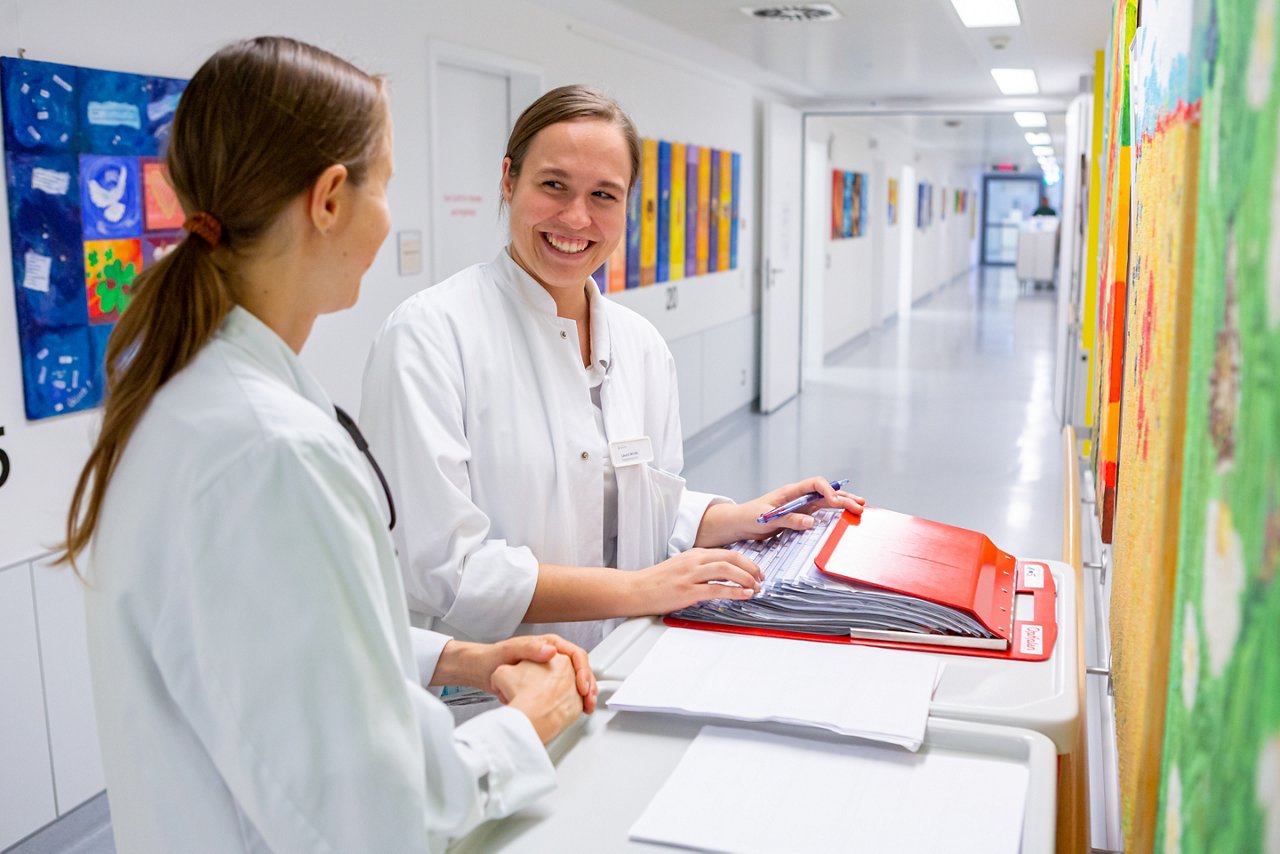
[609,436,654,467]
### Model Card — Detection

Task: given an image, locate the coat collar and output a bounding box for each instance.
[215,305,335,415]
[492,247,612,370]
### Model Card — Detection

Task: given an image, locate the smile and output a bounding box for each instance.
[542,232,593,255]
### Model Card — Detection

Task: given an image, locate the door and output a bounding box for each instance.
[759,101,804,413]
[980,174,1042,266]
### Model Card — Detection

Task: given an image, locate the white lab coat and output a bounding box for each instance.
[360,248,723,650]
[85,306,555,854]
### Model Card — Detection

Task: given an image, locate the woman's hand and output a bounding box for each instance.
[492,654,584,744]
[625,548,765,615]
[485,634,597,713]
[694,477,865,547]
[434,635,597,713]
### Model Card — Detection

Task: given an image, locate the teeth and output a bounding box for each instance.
[545,233,590,254]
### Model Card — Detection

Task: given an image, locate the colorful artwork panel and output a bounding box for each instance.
[2,56,186,420]
[708,149,721,271]
[80,154,141,239]
[6,152,85,328]
[20,325,100,418]
[84,238,141,325]
[1,58,79,153]
[140,231,182,270]
[141,158,183,232]
[831,170,844,238]
[669,142,686,282]
[888,177,898,226]
[1110,9,1202,849]
[730,151,740,270]
[1154,0,1280,847]
[686,145,699,277]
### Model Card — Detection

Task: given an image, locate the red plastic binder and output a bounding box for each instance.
[665,507,1057,662]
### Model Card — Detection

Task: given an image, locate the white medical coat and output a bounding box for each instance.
[85,306,554,854]
[360,248,722,650]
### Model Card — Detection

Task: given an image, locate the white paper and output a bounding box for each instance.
[608,628,941,750]
[630,726,1028,854]
[31,167,71,196]
[22,251,52,293]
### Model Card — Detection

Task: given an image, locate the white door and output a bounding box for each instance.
[759,101,804,413]
[432,63,511,283]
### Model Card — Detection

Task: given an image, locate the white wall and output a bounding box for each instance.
[805,115,981,358]
[0,0,766,569]
[0,0,776,840]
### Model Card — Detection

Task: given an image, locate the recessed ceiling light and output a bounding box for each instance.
[740,4,843,22]
[1032,145,1054,156]
[1024,132,1051,145]
[1014,111,1048,127]
[991,68,1039,95]
[949,0,1021,27]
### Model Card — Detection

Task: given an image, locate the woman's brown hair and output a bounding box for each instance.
[503,85,641,195]
[60,36,387,568]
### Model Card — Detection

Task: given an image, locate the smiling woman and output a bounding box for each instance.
[359,85,863,654]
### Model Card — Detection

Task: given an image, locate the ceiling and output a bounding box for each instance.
[825,112,1071,173]
[536,0,1098,174]
[601,0,1110,106]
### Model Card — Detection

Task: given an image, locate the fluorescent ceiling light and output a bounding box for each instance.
[949,0,1021,27]
[1014,111,1048,127]
[991,68,1039,95]
[1032,145,1054,156]
[1024,132,1051,145]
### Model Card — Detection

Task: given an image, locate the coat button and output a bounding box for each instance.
[560,331,568,339]
[580,451,589,460]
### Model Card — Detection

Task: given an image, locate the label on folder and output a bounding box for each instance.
[610,437,654,467]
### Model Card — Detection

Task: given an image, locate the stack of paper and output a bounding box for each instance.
[607,628,941,750]
[629,726,1028,854]
[670,509,1001,645]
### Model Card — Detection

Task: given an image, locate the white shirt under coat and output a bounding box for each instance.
[85,306,554,854]
[360,248,724,651]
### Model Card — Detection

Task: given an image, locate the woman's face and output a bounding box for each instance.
[325,117,394,312]
[502,118,631,294]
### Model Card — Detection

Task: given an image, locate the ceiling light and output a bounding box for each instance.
[1032,145,1054,156]
[991,68,1039,95]
[949,0,1021,27]
[1024,132,1051,145]
[741,4,843,21]
[1014,111,1048,127]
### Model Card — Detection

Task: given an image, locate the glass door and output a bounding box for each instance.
[981,175,1042,265]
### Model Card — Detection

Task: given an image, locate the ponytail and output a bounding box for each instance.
[61,237,231,569]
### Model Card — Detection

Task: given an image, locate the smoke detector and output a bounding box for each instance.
[989,34,1013,50]
[741,4,843,22]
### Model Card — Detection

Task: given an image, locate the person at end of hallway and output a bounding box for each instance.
[60,36,595,854]
[1033,195,1057,216]
[360,85,866,653]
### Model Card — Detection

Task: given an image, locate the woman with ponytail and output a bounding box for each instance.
[62,37,593,854]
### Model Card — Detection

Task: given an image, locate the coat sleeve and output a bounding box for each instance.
[360,310,540,641]
[150,436,554,853]
[655,345,731,556]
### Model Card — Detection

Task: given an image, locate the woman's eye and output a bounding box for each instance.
[543,180,564,190]
[593,191,617,201]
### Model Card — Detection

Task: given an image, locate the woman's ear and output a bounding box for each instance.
[500,157,515,203]
[308,163,350,234]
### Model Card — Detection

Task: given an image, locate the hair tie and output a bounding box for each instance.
[184,211,223,249]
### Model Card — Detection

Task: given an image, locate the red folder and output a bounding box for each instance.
[664,507,1057,662]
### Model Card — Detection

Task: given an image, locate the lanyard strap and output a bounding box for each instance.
[334,405,397,532]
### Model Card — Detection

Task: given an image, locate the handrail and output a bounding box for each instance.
[1056,424,1091,852]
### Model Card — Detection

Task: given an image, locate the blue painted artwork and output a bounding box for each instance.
[730,152,740,270]
[1,58,79,153]
[656,140,670,283]
[2,56,186,420]
[22,326,100,417]
[79,154,141,239]
[6,152,85,328]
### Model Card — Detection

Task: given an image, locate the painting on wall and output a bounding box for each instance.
[1108,5,1202,848]
[2,56,187,420]
[1154,0,1280,847]
[1091,0,1138,543]
[829,170,868,240]
[916,181,931,229]
[887,177,898,226]
[604,137,740,289]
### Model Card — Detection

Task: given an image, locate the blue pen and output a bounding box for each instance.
[756,479,851,524]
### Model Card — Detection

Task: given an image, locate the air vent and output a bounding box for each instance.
[741,4,843,22]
